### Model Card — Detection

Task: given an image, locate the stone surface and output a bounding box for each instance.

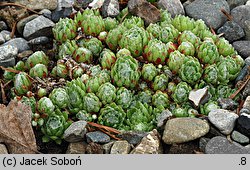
[242,96,250,111]
[2,38,30,53]
[243,80,250,98]
[156,109,172,128]
[89,0,105,9]
[231,5,250,28]
[51,0,74,22]
[74,0,94,9]
[236,113,250,137]
[102,141,114,154]
[13,0,58,10]
[0,144,8,154]
[199,137,210,153]
[0,30,12,42]
[231,130,250,144]
[23,15,55,40]
[17,50,33,59]
[247,0,250,5]
[232,41,250,58]
[205,136,250,154]
[0,45,18,61]
[244,20,250,40]
[28,37,50,45]
[17,15,39,35]
[117,131,148,145]
[66,142,87,154]
[235,64,249,82]
[102,0,120,18]
[0,21,8,31]
[167,140,200,154]
[188,87,209,108]
[0,33,5,44]
[227,0,248,9]
[86,142,104,154]
[245,56,250,65]
[185,0,230,29]
[86,131,110,144]
[0,57,16,67]
[128,0,161,26]
[162,118,210,144]
[208,109,238,135]
[63,121,87,142]
[39,9,52,19]
[110,140,131,154]
[130,129,163,154]
[157,0,185,17]
[218,98,238,110]
[217,21,245,42]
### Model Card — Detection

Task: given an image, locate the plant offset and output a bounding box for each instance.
[3,8,244,144]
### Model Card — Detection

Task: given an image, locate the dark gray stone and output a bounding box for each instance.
[199,137,210,152]
[0,33,5,45]
[86,131,110,144]
[51,0,74,22]
[157,0,185,17]
[23,15,55,40]
[236,113,250,137]
[102,0,120,18]
[0,21,8,31]
[217,21,245,42]
[156,109,172,128]
[245,56,250,65]
[128,0,161,26]
[231,130,250,144]
[235,64,249,82]
[227,0,248,9]
[86,142,104,154]
[205,136,250,154]
[185,0,230,29]
[2,38,30,53]
[218,98,238,110]
[0,57,16,67]
[74,0,93,9]
[244,20,250,40]
[28,37,50,45]
[102,141,114,154]
[231,5,250,28]
[39,9,52,19]
[66,141,87,154]
[17,15,39,35]
[233,41,250,58]
[63,120,87,142]
[117,131,148,145]
[243,80,250,98]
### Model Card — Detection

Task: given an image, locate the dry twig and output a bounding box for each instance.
[230,75,250,99]
[0,2,40,14]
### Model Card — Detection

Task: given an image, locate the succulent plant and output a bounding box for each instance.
[122,16,144,29]
[160,9,172,23]
[159,25,179,43]
[58,40,78,59]
[80,14,105,36]
[172,105,189,117]
[177,41,195,56]
[72,47,93,64]
[79,37,103,57]
[83,93,102,113]
[116,7,132,22]
[119,26,150,57]
[115,87,133,109]
[172,82,192,104]
[25,51,49,70]
[152,91,169,108]
[105,25,126,51]
[55,60,68,78]
[3,67,16,81]
[178,30,201,48]
[134,90,153,105]
[38,97,55,115]
[29,64,48,78]
[111,55,140,89]
[152,74,169,91]
[200,100,220,115]
[49,88,69,109]
[14,72,32,96]
[116,48,131,58]
[146,23,161,39]
[74,9,100,26]
[203,64,218,85]
[103,17,119,31]
[97,82,117,105]
[215,38,236,57]
[16,96,36,113]
[141,63,158,82]
[99,48,116,69]
[98,102,126,129]
[167,50,185,74]
[72,66,84,79]
[143,39,168,64]
[76,110,95,122]
[15,61,25,71]
[53,18,77,43]
[172,15,195,32]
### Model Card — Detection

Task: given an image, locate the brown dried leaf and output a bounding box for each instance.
[0,100,38,154]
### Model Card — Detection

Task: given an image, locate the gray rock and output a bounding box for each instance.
[102,0,120,18]
[89,0,105,9]
[13,0,58,10]
[243,81,250,98]
[247,0,250,5]
[157,0,185,17]
[23,16,55,40]
[231,130,250,144]
[0,57,16,67]
[242,96,250,111]
[188,87,209,108]
[245,56,250,65]
[86,131,110,144]
[227,0,248,9]
[236,113,250,137]
[217,21,245,42]
[3,38,30,53]
[235,64,249,82]
[244,20,250,40]
[130,129,163,154]
[0,144,8,154]
[117,131,148,145]
[0,45,18,61]
[66,141,87,154]
[162,118,210,144]
[185,0,230,29]
[205,136,250,154]
[0,33,5,44]
[63,120,87,142]
[102,141,114,154]
[74,0,94,9]
[0,21,8,31]
[39,9,52,19]
[0,30,12,41]
[156,109,172,128]
[17,50,33,60]
[86,142,104,154]
[231,5,250,28]
[128,0,161,26]
[17,15,39,35]
[245,144,250,149]
[208,109,238,135]
[110,140,131,154]
[199,137,210,153]
[51,0,74,22]
[233,41,250,58]
[218,98,238,110]
[28,37,50,45]
[208,126,225,137]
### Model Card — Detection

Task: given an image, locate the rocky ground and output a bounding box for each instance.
[0,0,250,154]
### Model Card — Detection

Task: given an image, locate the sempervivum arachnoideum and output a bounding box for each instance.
[172,82,192,104]
[99,48,116,70]
[72,47,93,64]
[97,82,117,105]
[49,88,69,109]
[122,16,144,29]
[178,30,201,48]
[159,25,179,43]
[37,97,55,116]
[79,37,103,57]
[134,90,153,105]
[167,50,185,74]
[105,25,126,51]
[177,41,195,56]
[146,23,161,39]
[215,38,236,57]
[172,15,195,32]
[115,87,133,109]
[14,72,32,96]
[152,91,170,109]
[29,64,48,78]
[141,63,158,82]
[25,51,49,70]
[58,40,78,59]
[152,74,169,91]
[83,93,102,113]
[103,17,119,31]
